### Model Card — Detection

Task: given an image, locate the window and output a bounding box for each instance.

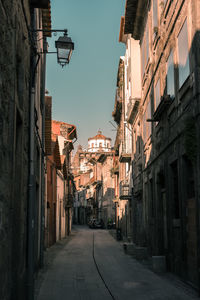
[155,79,160,110]
[147,100,152,136]
[141,38,145,77]
[178,19,190,88]
[161,0,168,10]
[128,80,131,98]
[133,130,136,154]
[143,100,152,143]
[153,0,158,29]
[146,25,149,63]
[166,50,175,98]
[143,110,147,143]
[141,20,149,77]
[137,123,141,154]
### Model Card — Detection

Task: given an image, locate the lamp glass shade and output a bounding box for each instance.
[58,48,71,60]
[55,33,74,66]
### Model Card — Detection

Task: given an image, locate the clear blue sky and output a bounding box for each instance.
[46,0,125,149]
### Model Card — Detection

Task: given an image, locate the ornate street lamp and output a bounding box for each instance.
[55,30,74,67]
[32,29,74,67]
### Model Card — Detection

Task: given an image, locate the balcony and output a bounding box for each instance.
[127,98,140,124]
[112,90,122,125]
[119,180,132,200]
[119,142,131,163]
[153,95,173,121]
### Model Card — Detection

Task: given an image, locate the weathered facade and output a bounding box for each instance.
[72,132,115,226]
[116,0,200,288]
[0,1,51,299]
[45,120,77,246]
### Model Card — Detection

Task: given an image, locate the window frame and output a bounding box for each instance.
[166,49,175,99]
[152,0,158,31]
[141,18,150,79]
[154,78,161,111]
[177,18,190,89]
[143,97,152,144]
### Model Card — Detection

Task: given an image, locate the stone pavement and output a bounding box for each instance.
[35,226,199,300]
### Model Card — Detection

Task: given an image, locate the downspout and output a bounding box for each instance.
[40,38,47,268]
[27,9,40,300]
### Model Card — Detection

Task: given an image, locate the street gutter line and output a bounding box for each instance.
[92,233,116,300]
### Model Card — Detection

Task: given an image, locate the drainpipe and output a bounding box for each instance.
[40,38,47,268]
[27,54,41,300]
[27,8,40,300]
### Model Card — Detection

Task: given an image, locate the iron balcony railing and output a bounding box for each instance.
[119,141,132,163]
[126,98,140,124]
[119,180,132,200]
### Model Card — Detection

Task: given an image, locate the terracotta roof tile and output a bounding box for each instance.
[88,130,111,141]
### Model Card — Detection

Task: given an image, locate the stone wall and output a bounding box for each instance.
[130,0,200,287]
[0,1,31,299]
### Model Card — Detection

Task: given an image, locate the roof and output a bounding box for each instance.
[112,90,122,125]
[88,130,111,141]
[119,16,127,43]
[124,0,147,39]
[42,1,52,37]
[52,120,77,140]
[53,139,61,170]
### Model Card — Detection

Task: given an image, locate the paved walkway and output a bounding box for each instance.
[35,226,199,300]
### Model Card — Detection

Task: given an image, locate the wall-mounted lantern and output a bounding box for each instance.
[33,29,74,67]
[55,30,74,67]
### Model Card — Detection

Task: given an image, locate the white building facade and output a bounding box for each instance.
[88,131,111,152]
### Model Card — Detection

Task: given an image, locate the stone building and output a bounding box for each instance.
[88,130,112,152]
[112,56,132,238]
[116,0,200,287]
[72,132,115,225]
[48,120,77,239]
[0,1,51,299]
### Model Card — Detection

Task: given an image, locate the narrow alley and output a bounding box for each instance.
[35,226,198,300]
[1,1,200,299]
